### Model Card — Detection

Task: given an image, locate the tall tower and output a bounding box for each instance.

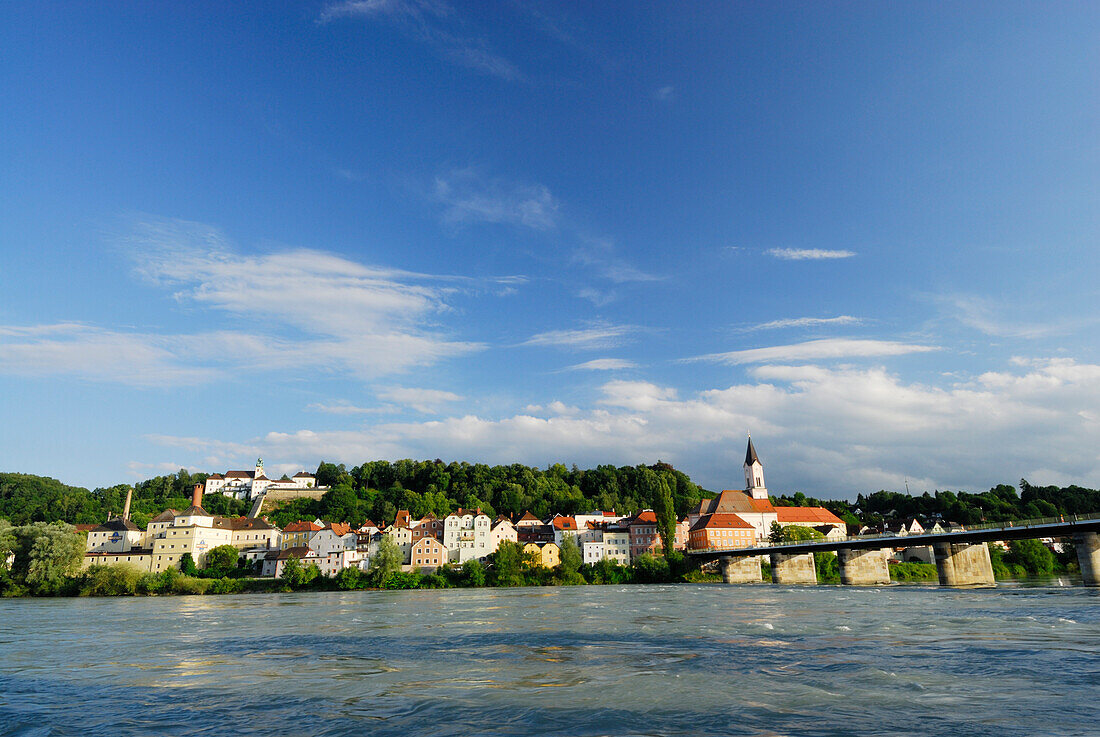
[743,435,768,500]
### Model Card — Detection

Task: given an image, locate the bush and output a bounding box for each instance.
[171,575,211,595]
[632,553,671,583]
[335,566,364,590]
[461,559,486,587]
[382,571,422,589]
[419,573,449,588]
[79,564,145,596]
[889,561,938,581]
[206,577,245,595]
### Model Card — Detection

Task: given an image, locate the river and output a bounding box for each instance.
[1,583,1098,736]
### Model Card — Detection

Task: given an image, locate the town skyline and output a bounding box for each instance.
[2,4,1098,496]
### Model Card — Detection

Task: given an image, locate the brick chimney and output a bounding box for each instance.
[122,487,133,521]
[192,483,203,509]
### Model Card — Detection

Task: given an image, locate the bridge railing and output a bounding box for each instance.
[690,511,1100,556]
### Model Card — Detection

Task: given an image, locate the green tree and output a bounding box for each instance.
[0,519,15,570]
[653,474,677,558]
[1005,538,1055,576]
[204,545,240,573]
[335,565,363,590]
[461,559,486,587]
[769,523,824,544]
[558,535,585,585]
[11,522,85,594]
[369,535,403,586]
[178,552,199,577]
[489,540,525,587]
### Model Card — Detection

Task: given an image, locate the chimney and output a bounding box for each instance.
[192,483,203,509]
[122,487,133,521]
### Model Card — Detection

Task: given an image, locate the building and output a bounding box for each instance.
[775,507,847,539]
[411,537,448,570]
[443,508,492,563]
[523,542,560,569]
[688,513,756,550]
[515,511,543,528]
[581,540,605,565]
[603,527,631,564]
[282,520,323,550]
[204,458,320,500]
[551,515,579,546]
[628,510,660,558]
[490,516,517,549]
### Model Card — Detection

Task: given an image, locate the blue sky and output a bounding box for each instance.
[1,2,1098,496]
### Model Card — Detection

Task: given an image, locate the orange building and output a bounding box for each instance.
[688,513,756,550]
[411,537,447,570]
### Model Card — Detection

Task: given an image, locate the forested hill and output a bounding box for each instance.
[2,461,1098,530]
[0,461,708,528]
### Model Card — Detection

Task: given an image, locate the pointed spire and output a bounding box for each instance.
[745,434,760,465]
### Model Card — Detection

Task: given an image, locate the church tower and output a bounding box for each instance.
[743,436,768,500]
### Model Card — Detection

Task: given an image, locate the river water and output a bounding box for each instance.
[1,583,1098,737]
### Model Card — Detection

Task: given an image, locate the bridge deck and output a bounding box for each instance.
[687,513,1100,562]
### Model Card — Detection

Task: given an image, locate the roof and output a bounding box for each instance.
[277,546,312,560]
[283,520,323,533]
[326,522,352,536]
[150,509,178,522]
[293,471,314,478]
[207,473,224,479]
[73,523,98,532]
[178,505,210,517]
[695,489,776,516]
[745,436,760,465]
[690,513,755,532]
[775,506,845,525]
[630,510,658,525]
[228,517,276,531]
[224,470,254,479]
[412,537,445,550]
[552,516,578,530]
[93,518,143,533]
[517,511,541,523]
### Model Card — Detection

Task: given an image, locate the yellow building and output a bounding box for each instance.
[523,542,560,569]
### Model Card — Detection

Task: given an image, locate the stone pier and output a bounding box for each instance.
[837,547,890,585]
[933,542,995,586]
[1074,532,1100,586]
[770,552,817,585]
[721,556,762,584]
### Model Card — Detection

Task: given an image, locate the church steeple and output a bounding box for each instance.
[743,434,767,500]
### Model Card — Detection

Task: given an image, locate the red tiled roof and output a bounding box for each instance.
[284,520,322,533]
[552,516,578,530]
[776,506,845,525]
[631,510,658,524]
[690,513,754,532]
[326,522,352,536]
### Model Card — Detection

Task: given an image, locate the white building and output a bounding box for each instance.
[443,508,492,563]
[204,458,319,500]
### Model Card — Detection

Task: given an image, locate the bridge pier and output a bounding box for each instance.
[770,552,817,585]
[1074,532,1100,586]
[721,556,762,583]
[838,547,890,585]
[933,542,995,587]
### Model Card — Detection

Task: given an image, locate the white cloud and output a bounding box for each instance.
[935,294,1072,339]
[307,401,397,416]
[150,358,1100,497]
[376,386,464,413]
[766,248,857,260]
[653,85,675,101]
[746,316,863,331]
[572,236,659,283]
[0,218,485,385]
[434,169,558,229]
[523,322,642,350]
[692,338,939,365]
[567,358,637,371]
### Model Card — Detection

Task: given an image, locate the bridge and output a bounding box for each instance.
[686,513,1100,586]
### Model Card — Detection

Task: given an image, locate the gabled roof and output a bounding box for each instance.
[690,513,754,532]
[776,506,845,525]
[178,505,210,517]
[207,473,224,480]
[293,471,314,478]
[517,511,541,524]
[695,489,775,516]
[150,509,178,522]
[277,546,312,560]
[552,516,578,530]
[284,520,323,533]
[630,510,657,525]
[326,522,352,536]
[745,436,760,465]
[94,518,142,533]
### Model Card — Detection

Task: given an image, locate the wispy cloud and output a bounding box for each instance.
[572,236,659,284]
[653,85,675,102]
[0,218,487,386]
[745,315,863,332]
[434,169,558,230]
[523,322,642,351]
[766,248,856,261]
[567,358,637,371]
[690,338,940,365]
[376,386,464,413]
[935,294,1076,339]
[319,0,523,81]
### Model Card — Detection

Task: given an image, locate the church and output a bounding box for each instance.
[687,437,845,546]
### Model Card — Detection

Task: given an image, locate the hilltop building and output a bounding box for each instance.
[204,458,320,501]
